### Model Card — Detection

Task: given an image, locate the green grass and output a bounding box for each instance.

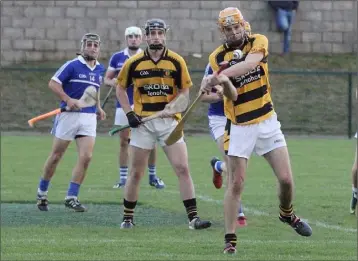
[1,135,357,260]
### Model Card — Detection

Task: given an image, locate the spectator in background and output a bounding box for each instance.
[269,1,299,54]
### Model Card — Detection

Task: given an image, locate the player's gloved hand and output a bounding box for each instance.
[126,111,142,128]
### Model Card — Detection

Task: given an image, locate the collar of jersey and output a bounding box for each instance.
[77,55,100,71]
[144,47,168,65]
[123,47,142,57]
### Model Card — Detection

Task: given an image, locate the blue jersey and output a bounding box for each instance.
[204,64,225,117]
[108,48,142,108]
[51,55,105,114]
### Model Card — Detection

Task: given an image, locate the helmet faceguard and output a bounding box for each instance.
[125,26,142,51]
[217,7,248,49]
[144,18,169,50]
[79,33,101,61]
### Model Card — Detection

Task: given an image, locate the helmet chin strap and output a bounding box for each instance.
[148,43,164,50]
[128,46,139,51]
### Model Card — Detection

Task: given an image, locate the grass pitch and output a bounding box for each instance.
[1,135,357,260]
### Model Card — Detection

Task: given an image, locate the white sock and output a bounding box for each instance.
[37,188,48,196]
[119,167,128,182]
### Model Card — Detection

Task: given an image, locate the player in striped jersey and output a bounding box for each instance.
[201,7,312,254]
[104,26,165,189]
[36,33,106,212]
[116,19,211,230]
[201,63,247,227]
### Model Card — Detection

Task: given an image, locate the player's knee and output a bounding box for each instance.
[231,176,244,195]
[120,137,130,148]
[129,169,144,183]
[50,151,64,164]
[79,152,93,166]
[173,163,189,177]
[279,173,293,188]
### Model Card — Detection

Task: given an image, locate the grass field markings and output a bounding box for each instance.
[164,190,357,234]
[5,237,354,245]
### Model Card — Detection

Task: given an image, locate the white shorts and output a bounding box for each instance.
[130,118,184,149]
[51,112,97,141]
[114,105,134,126]
[355,132,357,138]
[224,113,287,159]
[208,115,226,141]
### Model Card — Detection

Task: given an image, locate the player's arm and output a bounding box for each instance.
[116,61,132,114]
[116,84,131,114]
[104,55,119,87]
[200,78,223,103]
[104,70,117,87]
[48,80,71,103]
[49,62,79,109]
[218,74,238,101]
[203,74,237,101]
[221,35,268,78]
[95,87,106,120]
[200,63,223,103]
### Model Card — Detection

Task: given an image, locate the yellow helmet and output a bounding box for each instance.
[244,21,251,35]
[217,7,245,30]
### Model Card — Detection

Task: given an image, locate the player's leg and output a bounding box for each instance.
[211,136,247,226]
[158,118,211,229]
[120,124,155,229]
[148,147,165,189]
[64,135,95,212]
[208,116,226,189]
[222,120,256,254]
[64,113,97,212]
[224,155,248,254]
[208,116,247,226]
[37,137,71,211]
[256,114,312,236]
[113,108,131,188]
[37,113,74,211]
[350,140,357,214]
[121,145,151,228]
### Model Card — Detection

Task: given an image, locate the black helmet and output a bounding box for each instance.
[78,33,101,61]
[144,18,168,36]
[144,19,168,50]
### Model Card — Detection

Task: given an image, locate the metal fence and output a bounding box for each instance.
[1,67,356,138]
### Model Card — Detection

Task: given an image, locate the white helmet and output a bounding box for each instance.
[125,26,142,37]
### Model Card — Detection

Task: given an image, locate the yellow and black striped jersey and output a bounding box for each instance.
[209,34,274,125]
[117,47,192,119]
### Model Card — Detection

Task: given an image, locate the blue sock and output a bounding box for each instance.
[67,182,80,198]
[38,178,50,193]
[214,161,223,174]
[148,165,156,181]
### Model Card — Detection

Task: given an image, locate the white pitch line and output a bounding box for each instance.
[4,238,354,245]
[165,190,357,234]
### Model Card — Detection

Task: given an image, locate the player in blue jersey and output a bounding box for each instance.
[36,33,106,212]
[201,63,247,227]
[104,26,165,189]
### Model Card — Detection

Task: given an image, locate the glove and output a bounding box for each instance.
[126,111,142,128]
